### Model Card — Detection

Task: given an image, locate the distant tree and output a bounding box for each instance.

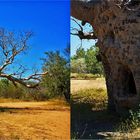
[85,46,103,75]
[71,58,86,73]
[72,46,85,60]
[76,46,85,58]
[42,47,70,102]
[71,45,103,75]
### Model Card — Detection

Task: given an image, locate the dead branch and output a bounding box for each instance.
[71,18,97,40]
[0,28,47,88]
[0,72,47,88]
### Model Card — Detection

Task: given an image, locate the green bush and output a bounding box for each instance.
[71,45,104,75]
[0,47,70,101]
[0,79,50,101]
[41,48,70,102]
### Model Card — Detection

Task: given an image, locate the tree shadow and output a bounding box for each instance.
[0,107,27,113]
[0,106,68,114]
[71,102,120,139]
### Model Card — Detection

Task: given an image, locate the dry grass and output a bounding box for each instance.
[0,99,70,140]
[71,78,106,93]
[72,88,108,110]
[71,78,140,139]
[0,98,22,103]
[71,73,103,80]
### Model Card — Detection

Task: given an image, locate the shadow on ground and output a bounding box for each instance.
[71,102,120,139]
[0,107,22,113]
[0,106,69,114]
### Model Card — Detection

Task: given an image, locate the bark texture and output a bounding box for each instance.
[71,0,140,115]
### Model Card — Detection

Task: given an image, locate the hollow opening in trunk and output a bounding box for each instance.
[128,71,137,95]
[120,66,137,96]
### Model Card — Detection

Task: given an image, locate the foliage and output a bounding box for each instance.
[0,79,49,101]
[85,46,103,75]
[0,46,70,101]
[71,58,86,73]
[72,46,85,60]
[71,45,104,75]
[41,47,70,102]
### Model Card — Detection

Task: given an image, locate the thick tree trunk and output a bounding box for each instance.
[71,0,140,115]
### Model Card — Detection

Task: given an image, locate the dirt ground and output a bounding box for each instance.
[71,78,106,93]
[0,99,70,140]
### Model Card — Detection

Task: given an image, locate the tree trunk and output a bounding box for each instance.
[71,0,140,115]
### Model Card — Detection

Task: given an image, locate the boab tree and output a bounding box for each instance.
[71,0,140,115]
[0,28,47,88]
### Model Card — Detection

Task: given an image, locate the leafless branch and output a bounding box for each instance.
[71,18,97,40]
[115,0,140,11]
[0,72,47,88]
[0,28,47,88]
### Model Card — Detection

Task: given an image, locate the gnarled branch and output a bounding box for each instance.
[71,18,97,40]
[0,28,47,88]
[0,72,48,88]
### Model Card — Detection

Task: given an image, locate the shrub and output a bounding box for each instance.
[41,48,70,102]
[0,79,50,101]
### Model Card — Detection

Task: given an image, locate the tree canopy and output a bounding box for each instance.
[41,47,70,102]
[71,45,104,75]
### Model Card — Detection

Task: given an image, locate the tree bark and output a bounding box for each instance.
[71,0,102,24]
[71,0,140,115]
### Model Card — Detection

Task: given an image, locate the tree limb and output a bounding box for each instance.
[71,18,97,40]
[0,72,47,88]
[0,28,47,89]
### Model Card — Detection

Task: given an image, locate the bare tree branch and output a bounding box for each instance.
[0,30,32,72]
[0,28,47,88]
[71,18,97,40]
[0,72,47,88]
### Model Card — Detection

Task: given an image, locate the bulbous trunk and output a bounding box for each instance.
[71,0,140,115]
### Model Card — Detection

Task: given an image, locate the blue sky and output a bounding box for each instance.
[0,1,70,74]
